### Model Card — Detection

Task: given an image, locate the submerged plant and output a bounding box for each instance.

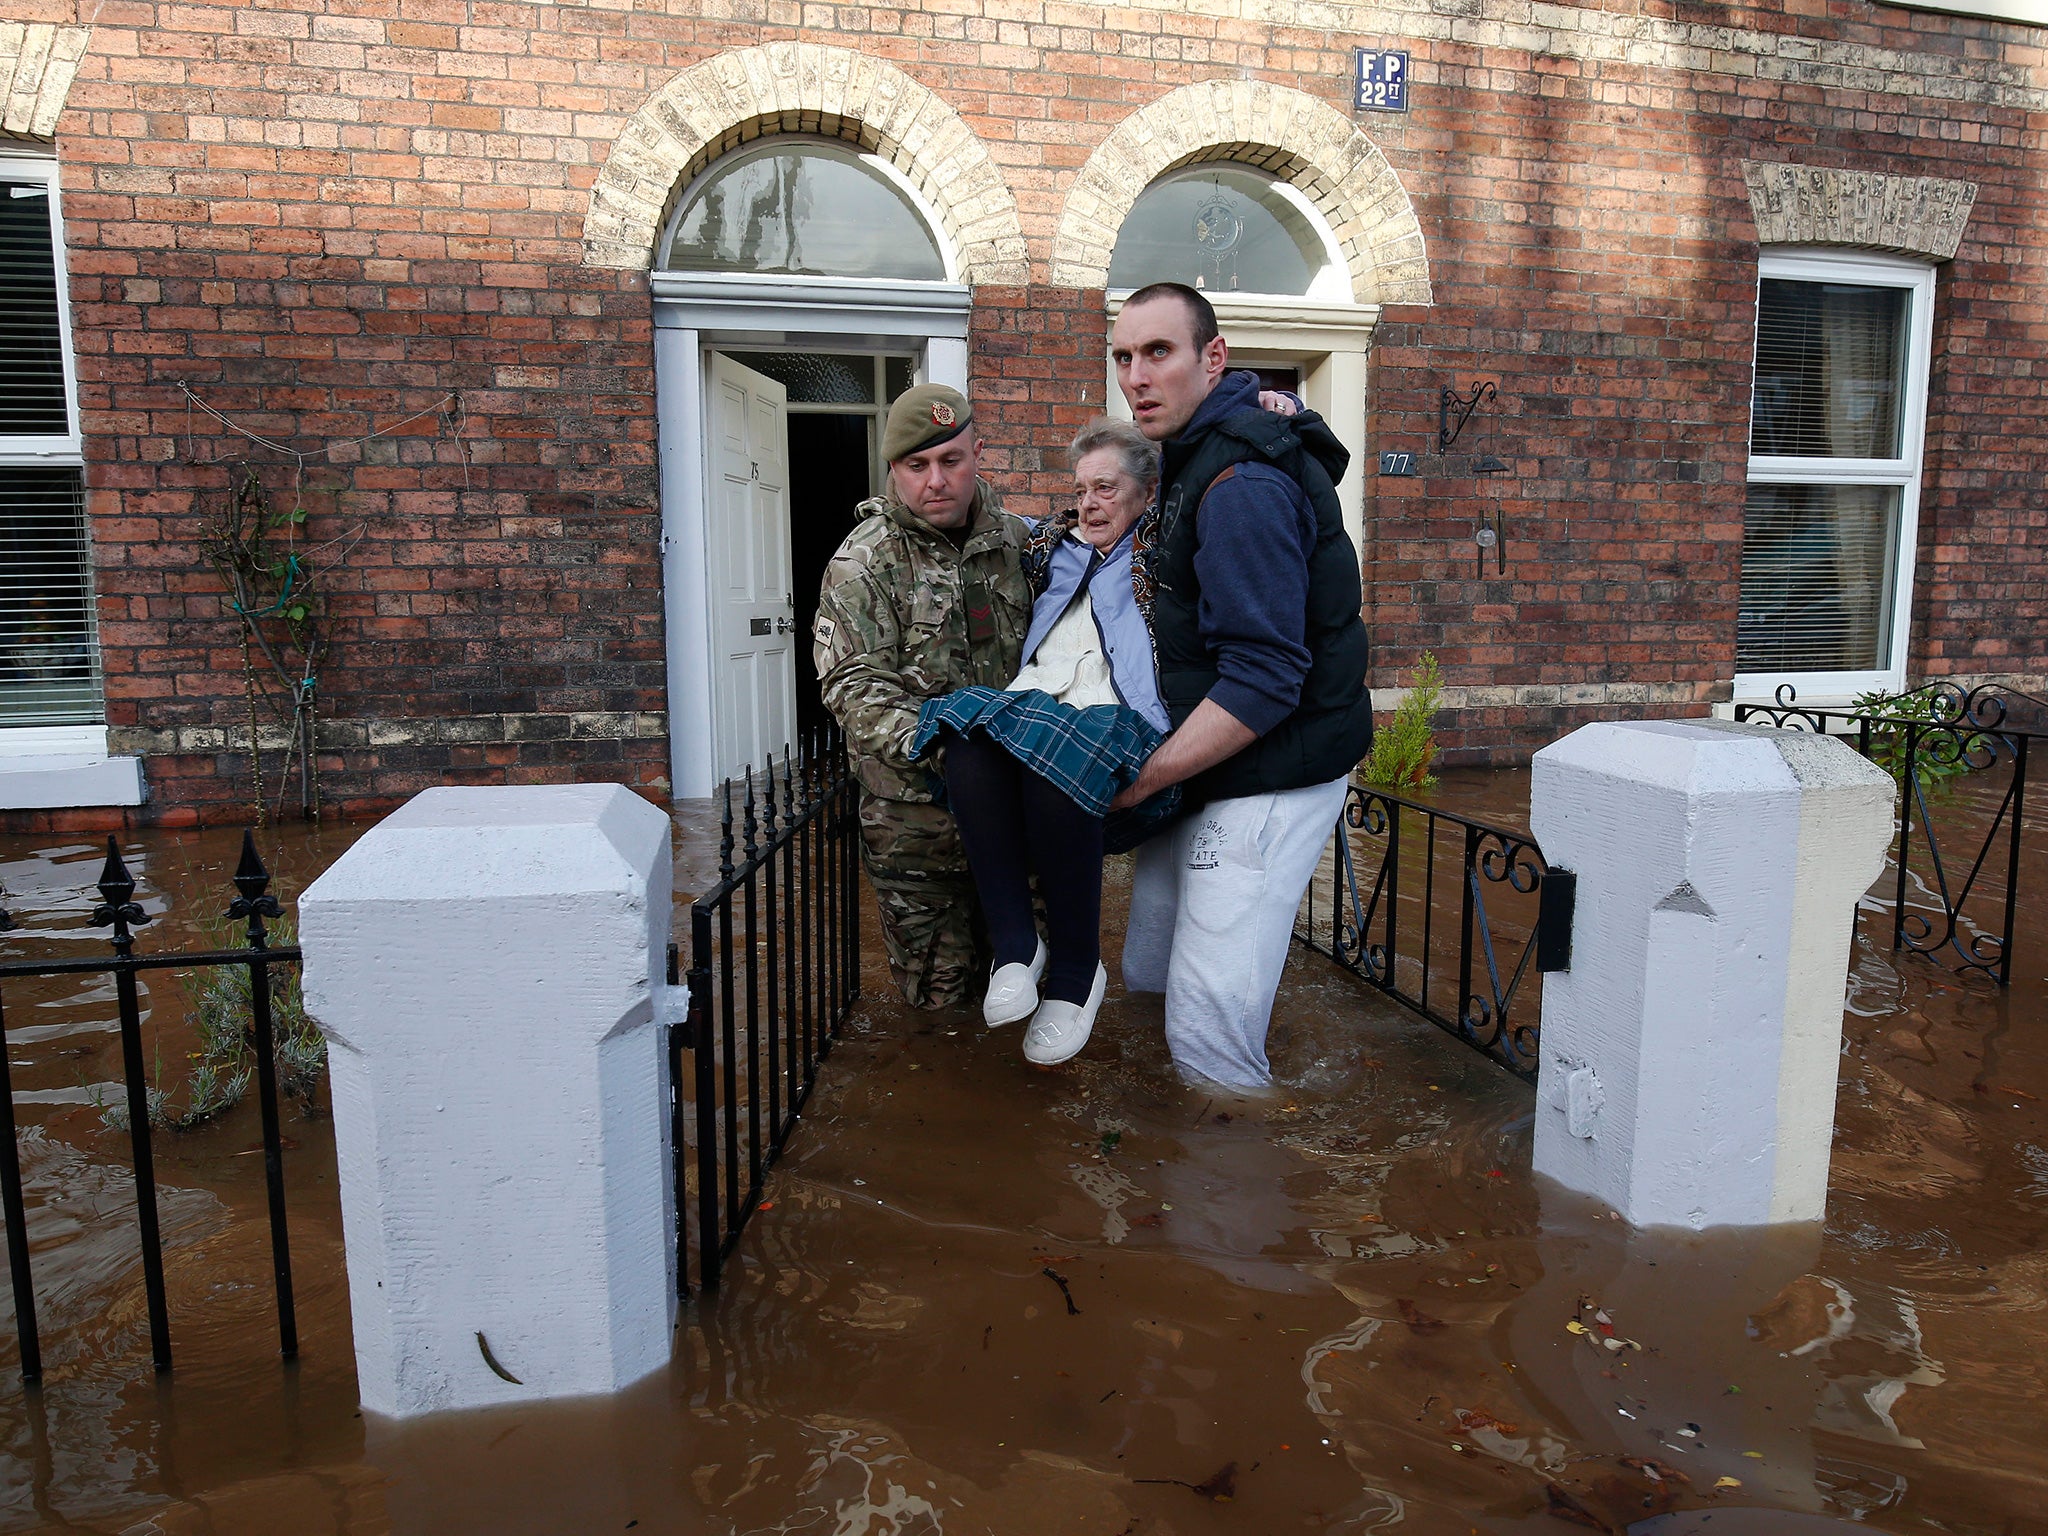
[95,916,325,1135]
[1361,652,1444,791]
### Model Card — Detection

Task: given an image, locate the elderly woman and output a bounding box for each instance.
[911,417,1175,1065]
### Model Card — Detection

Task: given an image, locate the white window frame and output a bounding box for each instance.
[1735,248,1935,704]
[0,148,118,767]
[0,149,83,464]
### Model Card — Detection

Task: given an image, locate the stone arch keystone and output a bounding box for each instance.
[583,42,1027,284]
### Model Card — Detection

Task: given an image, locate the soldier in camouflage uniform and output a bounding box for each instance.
[813,384,1032,1008]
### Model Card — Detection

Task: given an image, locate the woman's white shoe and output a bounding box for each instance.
[982,938,1048,1027]
[1022,964,1108,1065]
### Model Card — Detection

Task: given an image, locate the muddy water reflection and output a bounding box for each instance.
[0,775,2045,1533]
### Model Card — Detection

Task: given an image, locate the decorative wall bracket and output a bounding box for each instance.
[1439,379,1497,451]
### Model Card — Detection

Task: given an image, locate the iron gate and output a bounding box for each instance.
[670,725,863,1296]
[0,832,302,1382]
[1737,682,2040,986]
[1293,781,1574,1081]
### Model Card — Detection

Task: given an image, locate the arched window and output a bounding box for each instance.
[1108,166,1346,301]
[660,140,948,282]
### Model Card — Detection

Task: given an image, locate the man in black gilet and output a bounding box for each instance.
[1108,283,1373,1088]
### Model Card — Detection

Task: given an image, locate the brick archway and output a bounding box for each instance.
[1050,79,1431,306]
[583,42,1027,283]
[0,24,92,138]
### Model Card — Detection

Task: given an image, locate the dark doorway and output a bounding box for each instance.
[789,412,873,742]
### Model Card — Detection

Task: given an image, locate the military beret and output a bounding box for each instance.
[882,384,974,463]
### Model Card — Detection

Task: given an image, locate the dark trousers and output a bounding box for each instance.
[942,730,1104,1005]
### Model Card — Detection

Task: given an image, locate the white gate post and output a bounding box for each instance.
[1529,720,1894,1228]
[300,784,678,1417]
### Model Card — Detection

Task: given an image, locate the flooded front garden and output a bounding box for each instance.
[0,767,2043,1534]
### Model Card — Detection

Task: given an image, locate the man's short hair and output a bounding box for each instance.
[1122,282,1219,352]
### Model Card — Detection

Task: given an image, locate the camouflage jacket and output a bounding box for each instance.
[813,479,1032,803]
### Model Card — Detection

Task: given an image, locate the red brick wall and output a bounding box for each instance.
[969,285,1110,520]
[19,0,2046,816]
[1354,17,2047,760]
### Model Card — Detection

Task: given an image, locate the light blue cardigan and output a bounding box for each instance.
[1019,525,1169,735]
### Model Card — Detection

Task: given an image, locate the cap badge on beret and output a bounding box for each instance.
[930,402,957,428]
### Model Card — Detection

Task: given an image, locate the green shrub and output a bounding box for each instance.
[1850,686,1977,800]
[1361,652,1443,791]
[96,916,325,1135]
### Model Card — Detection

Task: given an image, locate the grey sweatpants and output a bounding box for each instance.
[1121,775,1351,1088]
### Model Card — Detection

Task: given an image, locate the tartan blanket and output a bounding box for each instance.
[912,687,1183,854]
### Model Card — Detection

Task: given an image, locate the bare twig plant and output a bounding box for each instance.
[198,466,339,824]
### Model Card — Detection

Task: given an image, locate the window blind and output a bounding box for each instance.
[0,468,103,725]
[1736,482,1898,674]
[0,183,69,437]
[1750,279,1907,460]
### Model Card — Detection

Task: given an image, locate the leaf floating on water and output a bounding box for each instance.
[1397,1299,1446,1334]
[1134,1462,1239,1502]
[1041,1266,1082,1316]
[1455,1407,1519,1436]
[1565,1320,1589,1335]
[1190,1462,1238,1501]
[1542,1483,1610,1531]
[1743,1450,1765,1459]
[1714,1476,1743,1490]
[1621,1456,1691,1486]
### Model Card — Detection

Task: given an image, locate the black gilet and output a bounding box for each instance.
[1151,404,1374,803]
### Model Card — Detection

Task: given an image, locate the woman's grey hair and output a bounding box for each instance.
[1069,417,1161,487]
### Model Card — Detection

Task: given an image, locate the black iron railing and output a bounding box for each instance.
[1736,682,2042,987]
[1293,783,1574,1081]
[671,726,861,1296]
[0,832,300,1382]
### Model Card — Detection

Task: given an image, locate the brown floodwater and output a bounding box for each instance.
[0,767,2044,1535]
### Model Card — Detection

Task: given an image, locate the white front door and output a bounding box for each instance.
[707,352,795,781]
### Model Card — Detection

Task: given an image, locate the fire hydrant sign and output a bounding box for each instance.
[1354,49,1410,113]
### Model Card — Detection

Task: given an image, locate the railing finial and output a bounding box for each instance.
[741,768,759,860]
[90,835,151,946]
[227,828,285,938]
